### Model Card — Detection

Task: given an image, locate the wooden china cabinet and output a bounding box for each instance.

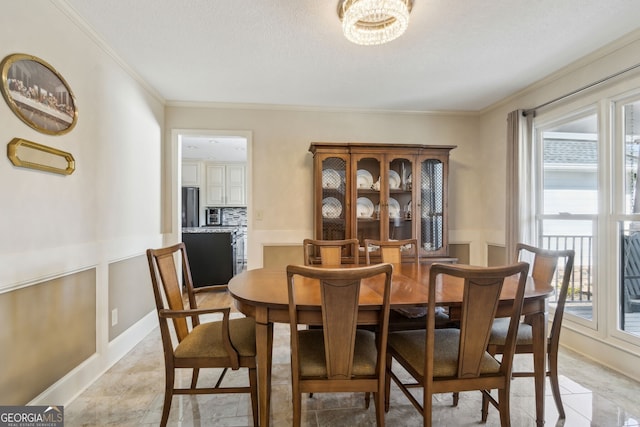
[309,142,456,260]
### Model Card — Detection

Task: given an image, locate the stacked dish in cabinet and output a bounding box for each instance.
[321,168,344,219]
[355,168,404,220]
[319,157,348,241]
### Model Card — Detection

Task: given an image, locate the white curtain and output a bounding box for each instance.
[505,109,535,262]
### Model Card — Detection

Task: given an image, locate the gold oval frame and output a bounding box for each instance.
[7,138,75,175]
[0,53,78,135]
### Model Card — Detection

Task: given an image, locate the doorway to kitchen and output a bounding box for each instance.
[173,129,252,273]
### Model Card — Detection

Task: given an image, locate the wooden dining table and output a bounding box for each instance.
[228,263,553,427]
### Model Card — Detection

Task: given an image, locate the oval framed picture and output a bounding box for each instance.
[0,53,78,135]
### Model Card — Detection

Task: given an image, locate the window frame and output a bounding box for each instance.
[533,105,600,331]
[610,89,640,346]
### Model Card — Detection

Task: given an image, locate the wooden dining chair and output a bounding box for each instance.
[147,243,258,427]
[286,263,394,427]
[482,243,575,421]
[363,238,419,265]
[303,238,359,266]
[364,238,450,331]
[385,262,530,427]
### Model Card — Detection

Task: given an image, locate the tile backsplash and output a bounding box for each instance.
[221,207,247,226]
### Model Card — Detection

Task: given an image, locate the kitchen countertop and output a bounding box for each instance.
[182,226,239,233]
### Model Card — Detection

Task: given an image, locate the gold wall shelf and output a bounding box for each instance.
[7,138,75,175]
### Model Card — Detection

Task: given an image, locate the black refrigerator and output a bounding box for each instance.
[181,187,199,227]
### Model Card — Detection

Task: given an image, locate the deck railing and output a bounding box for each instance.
[540,235,593,304]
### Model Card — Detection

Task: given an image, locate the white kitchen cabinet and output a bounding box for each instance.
[181,161,201,186]
[206,165,225,205]
[206,163,246,206]
[225,164,246,206]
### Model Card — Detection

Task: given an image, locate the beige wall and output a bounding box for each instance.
[0,2,164,405]
[164,107,486,265]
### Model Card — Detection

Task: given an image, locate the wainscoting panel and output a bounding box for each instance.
[108,255,155,341]
[263,245,304,269]
[0,269,96,405]
[488,244,506,266]
[449,243,470,265]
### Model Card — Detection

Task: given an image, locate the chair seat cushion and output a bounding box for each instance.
[388,328,501,377]
[175,317,256,359]
[489,318,532,346]
[297,329,377,378]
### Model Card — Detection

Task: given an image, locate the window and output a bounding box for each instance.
[535,111,598,323]
[617,96,640,337]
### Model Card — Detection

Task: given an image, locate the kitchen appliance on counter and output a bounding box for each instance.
[205,207,222,226]
[182,187,199,227]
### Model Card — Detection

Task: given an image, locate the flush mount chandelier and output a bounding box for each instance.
[338,0,413,46]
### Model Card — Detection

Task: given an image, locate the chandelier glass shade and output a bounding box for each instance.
[338,0,412,46]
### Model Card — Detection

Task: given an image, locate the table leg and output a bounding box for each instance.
[255,307,273,427]
[531,311,548,426]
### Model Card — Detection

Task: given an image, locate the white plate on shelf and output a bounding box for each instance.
[389,170,401,189]
[322,169,341,189]
[322,197,342,218]
[356,197,374,218]
[357,169,373,189]
[388,197,400,218]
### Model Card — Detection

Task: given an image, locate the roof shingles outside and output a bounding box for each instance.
[544,139,598,165]
[544,139,640,167]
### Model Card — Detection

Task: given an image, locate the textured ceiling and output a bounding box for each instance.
[60,0,640,113]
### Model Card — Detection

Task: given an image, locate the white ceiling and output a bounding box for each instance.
[181,135,247,162]
[61,0,640,112]
[60,0,640,158]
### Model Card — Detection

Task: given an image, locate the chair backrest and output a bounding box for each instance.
[364,238,418,265]
[303,238,359,266]
[425,262,529,380]
[147,242,199,342]
[515,243,575,346]
[286,263,393,380]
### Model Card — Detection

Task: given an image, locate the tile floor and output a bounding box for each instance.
[65,294,640,426]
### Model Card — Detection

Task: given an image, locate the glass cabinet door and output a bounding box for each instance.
[419,158,444,255]
[354,155,382,246]
[353,154,415,246]
[311,142,454,261]
[320,156,348,240]
[387,156,414,241]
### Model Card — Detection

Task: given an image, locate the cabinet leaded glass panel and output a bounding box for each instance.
[321,156,347,240]
[388,157,413,241]
[420,159,443,252]
[355,157,381,244]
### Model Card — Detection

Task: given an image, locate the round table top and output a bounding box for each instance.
[228,263,553,311]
